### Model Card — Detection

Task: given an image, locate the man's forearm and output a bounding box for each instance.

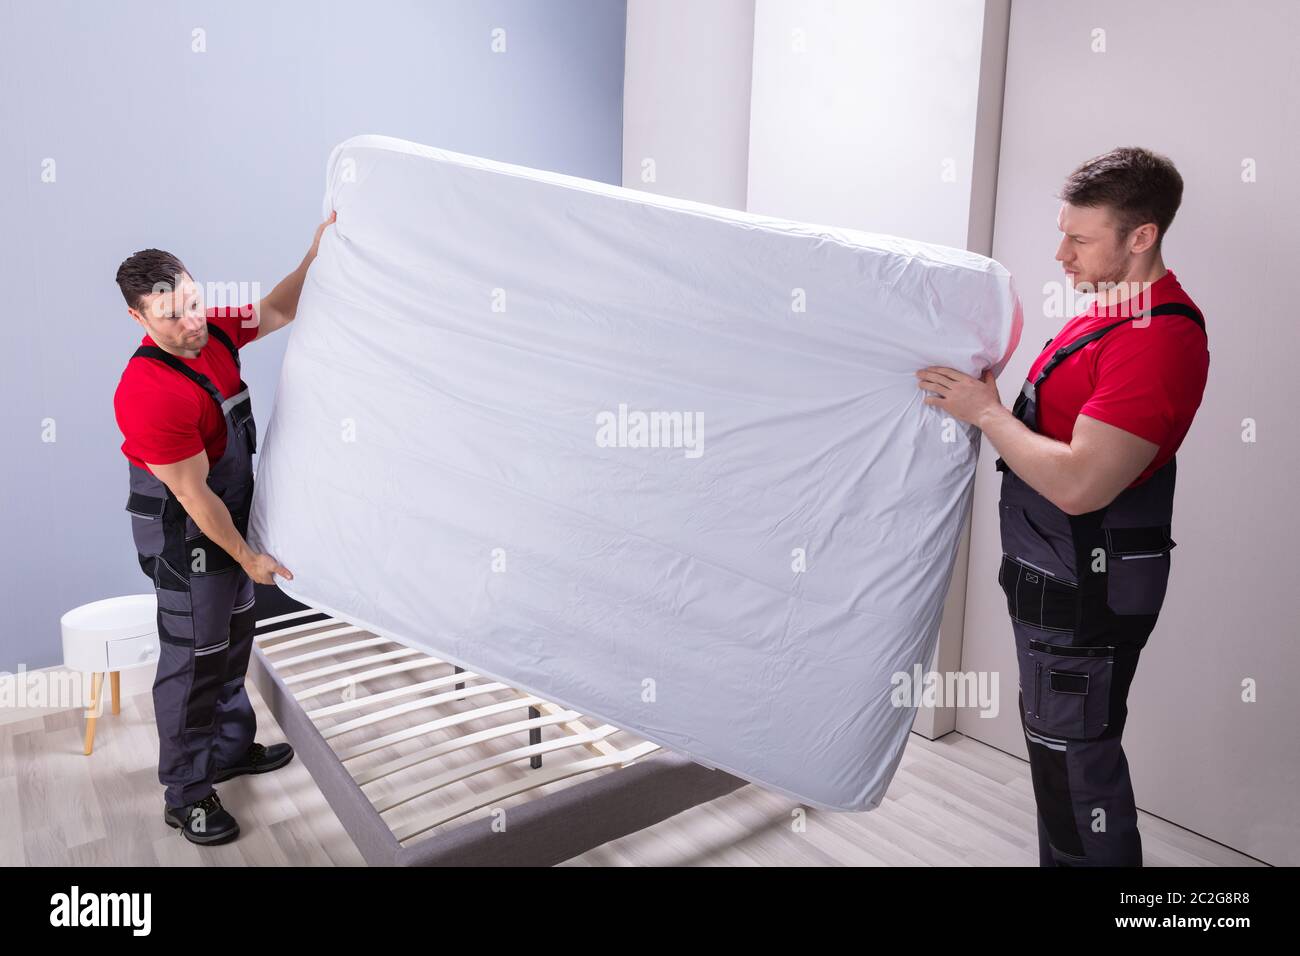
[977,404,1081,512]
[262,254,312,325]
[172,484,254,570]
[260,213,335,331]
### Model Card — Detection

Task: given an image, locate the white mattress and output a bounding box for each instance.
[249,134,1022,811]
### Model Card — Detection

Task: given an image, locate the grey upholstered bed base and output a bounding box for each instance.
[246,587,747,866]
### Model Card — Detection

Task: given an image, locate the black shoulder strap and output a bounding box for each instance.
[130,346,227,412]
[129,320,245,411]
[1143,301,1206,334]
[995,301,1205,475]
[1033,301,1206,388]
[205,322,242,369]
[1031,319,1131,386]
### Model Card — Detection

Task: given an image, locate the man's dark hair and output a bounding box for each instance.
[115,248,190,313]
[1059,146,1184,249]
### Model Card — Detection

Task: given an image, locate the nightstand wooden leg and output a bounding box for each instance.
[110,671,120,715]
[84,672,103,756]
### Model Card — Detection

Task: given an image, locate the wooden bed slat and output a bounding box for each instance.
[275,637,394,669]
[259,624,364,655]
[334,695,548,762]
[283,648,425,686]
[293,656,448,700]
[355,709,581,786]
[375,725,620,814]
[306,670,483,719]
[391,740,661,841]
[319,682,511,739]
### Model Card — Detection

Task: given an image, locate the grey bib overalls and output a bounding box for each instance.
[123,323,259,808]
[994,301,1206,865]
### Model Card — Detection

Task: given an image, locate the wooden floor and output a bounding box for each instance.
[0,680,1261,867]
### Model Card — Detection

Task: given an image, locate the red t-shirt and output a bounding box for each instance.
[114,305,259,476]
[1027,270,1209,486]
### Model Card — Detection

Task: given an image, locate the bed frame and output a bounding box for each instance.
[247,585,746,866]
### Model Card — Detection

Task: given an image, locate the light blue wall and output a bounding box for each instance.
[0,0,627,670]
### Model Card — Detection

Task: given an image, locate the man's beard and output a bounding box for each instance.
[1079,253,1131,295]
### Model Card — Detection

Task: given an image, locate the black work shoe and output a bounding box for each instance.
[213,741,294,783]
[164,791,240,845]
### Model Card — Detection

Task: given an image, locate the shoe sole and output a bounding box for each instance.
[212,750,295,784]
[164,816,241,846]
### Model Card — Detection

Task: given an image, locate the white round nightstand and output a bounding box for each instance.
[60,594,159,755]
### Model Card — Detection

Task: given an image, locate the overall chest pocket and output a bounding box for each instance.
[227,392,257,455]
[125,491,168,557]
[1101,525,1175,617]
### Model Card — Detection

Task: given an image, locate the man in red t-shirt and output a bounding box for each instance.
[915,147,1209,867]
[113,212,334,844]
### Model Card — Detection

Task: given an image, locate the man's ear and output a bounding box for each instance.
[1127,222,1159,255]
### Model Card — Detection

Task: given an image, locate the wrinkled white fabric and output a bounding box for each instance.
[249,134,1022,811]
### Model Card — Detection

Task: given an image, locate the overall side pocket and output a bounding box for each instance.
[998,554,1079,633]
[1023,639,1115,740]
